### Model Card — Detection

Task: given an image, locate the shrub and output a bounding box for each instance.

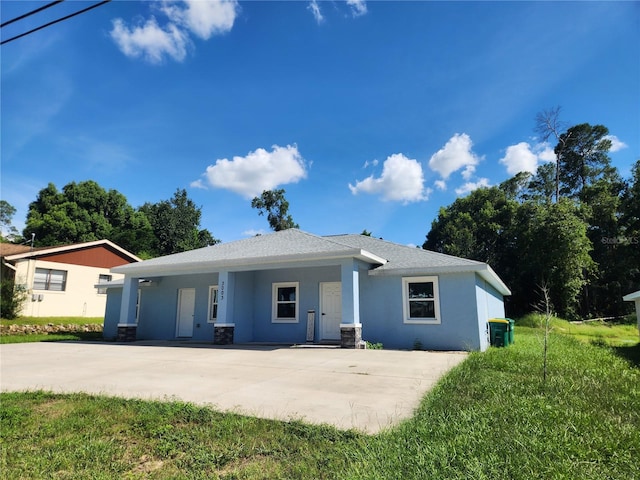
[0,280,27,319]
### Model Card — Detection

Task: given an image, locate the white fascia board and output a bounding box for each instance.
[623,290,640,301]
[112,249,385,277]
[369,263,511,296]
[477,265,511,296]
[2,261,17,271]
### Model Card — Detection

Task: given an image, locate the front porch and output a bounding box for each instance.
[114,258,371,348]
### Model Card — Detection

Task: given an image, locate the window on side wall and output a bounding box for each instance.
[208,285,218,323]
[97,274,112,294]
[402,276,440,324]
[272,282,299,323]
[33,268,67,291]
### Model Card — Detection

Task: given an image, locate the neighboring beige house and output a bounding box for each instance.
[622,290,640,335]
[2,240,140,317]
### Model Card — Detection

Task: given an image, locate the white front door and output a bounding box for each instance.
[320,282,342,341]
[176,288,195,337]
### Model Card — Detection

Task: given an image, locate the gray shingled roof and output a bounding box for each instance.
[111,229,386,276]
[326,234,510,294]
[325,234,484,272]
[112,229,510,295]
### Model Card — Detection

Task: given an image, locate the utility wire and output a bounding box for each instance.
[1,0,64,29]
[1,0,111,46]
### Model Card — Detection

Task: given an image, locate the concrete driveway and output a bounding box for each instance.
[0,342,466,433]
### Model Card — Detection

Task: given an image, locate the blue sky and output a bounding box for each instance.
[2,0,638,246]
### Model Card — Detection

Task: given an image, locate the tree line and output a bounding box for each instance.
[0,183,300,259]
[1,183,218,259]
[425,119,639,320]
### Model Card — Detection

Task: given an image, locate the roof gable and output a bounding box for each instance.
[4,240,140,267]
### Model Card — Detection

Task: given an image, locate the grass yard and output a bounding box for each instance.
[1,328,638,479]
[517,313,639,346]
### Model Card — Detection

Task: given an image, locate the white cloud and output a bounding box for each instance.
[428,133,481,179]
[110,17,189,63]
[604,135,628,152]
[434,179,447,191]
[536,143,556,162]
[499,142,539,175]
[347,0,368,17]
[308,0,324,24]
[110,0,238,64]
[499,141,557,176]
[190,179,206,189]
[349,153,429,203]
[455,178,490,196]
[161,0,238,39]
[461,165,476,180]
[194,144,307,198]
[363,159,379,168]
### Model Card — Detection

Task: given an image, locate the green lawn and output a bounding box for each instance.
[1,328,638,479]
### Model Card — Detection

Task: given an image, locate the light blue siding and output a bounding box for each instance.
[132,273,218,341]
[251,266,340,343]
[104,264,505,350]
[103,288,122,339]
[475,275,507,351]
[360,272,482,351]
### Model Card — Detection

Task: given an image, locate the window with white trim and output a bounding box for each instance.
[97,274,112,294]
[208,286,218,323]
[33,268,67,291]
[272,282,299,323]
[402,276,440,324]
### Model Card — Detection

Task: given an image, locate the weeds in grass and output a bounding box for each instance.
[346,333,640,480]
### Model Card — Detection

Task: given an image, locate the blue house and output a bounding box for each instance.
[103,229,510,351]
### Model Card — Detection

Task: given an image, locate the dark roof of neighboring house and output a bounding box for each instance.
[0,243,47,257]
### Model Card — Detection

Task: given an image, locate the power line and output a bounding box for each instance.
[1,0,64,29]
[1,0,111,46]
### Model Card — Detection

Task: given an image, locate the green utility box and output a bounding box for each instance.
[488,318,514,347]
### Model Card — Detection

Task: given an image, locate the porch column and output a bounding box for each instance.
[214,270,235,345]
[117,276,138,341]
[340,259,363,349]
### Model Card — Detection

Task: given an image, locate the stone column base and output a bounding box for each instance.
[340,324,363,349]
[117,325,137,342]
[214,324,235,345]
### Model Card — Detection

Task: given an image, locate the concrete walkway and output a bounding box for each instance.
[0,342,467,433]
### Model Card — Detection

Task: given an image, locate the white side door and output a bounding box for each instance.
[320,282,342,341]
[176,288,195,338]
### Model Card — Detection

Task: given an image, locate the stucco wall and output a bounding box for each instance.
[104,265,505,351]
[15,259,123,317]
[134,273,219,341]
[103,288,123,339]
[475,275,507,351]
[359,271,482,350]
[251,265,340,343]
